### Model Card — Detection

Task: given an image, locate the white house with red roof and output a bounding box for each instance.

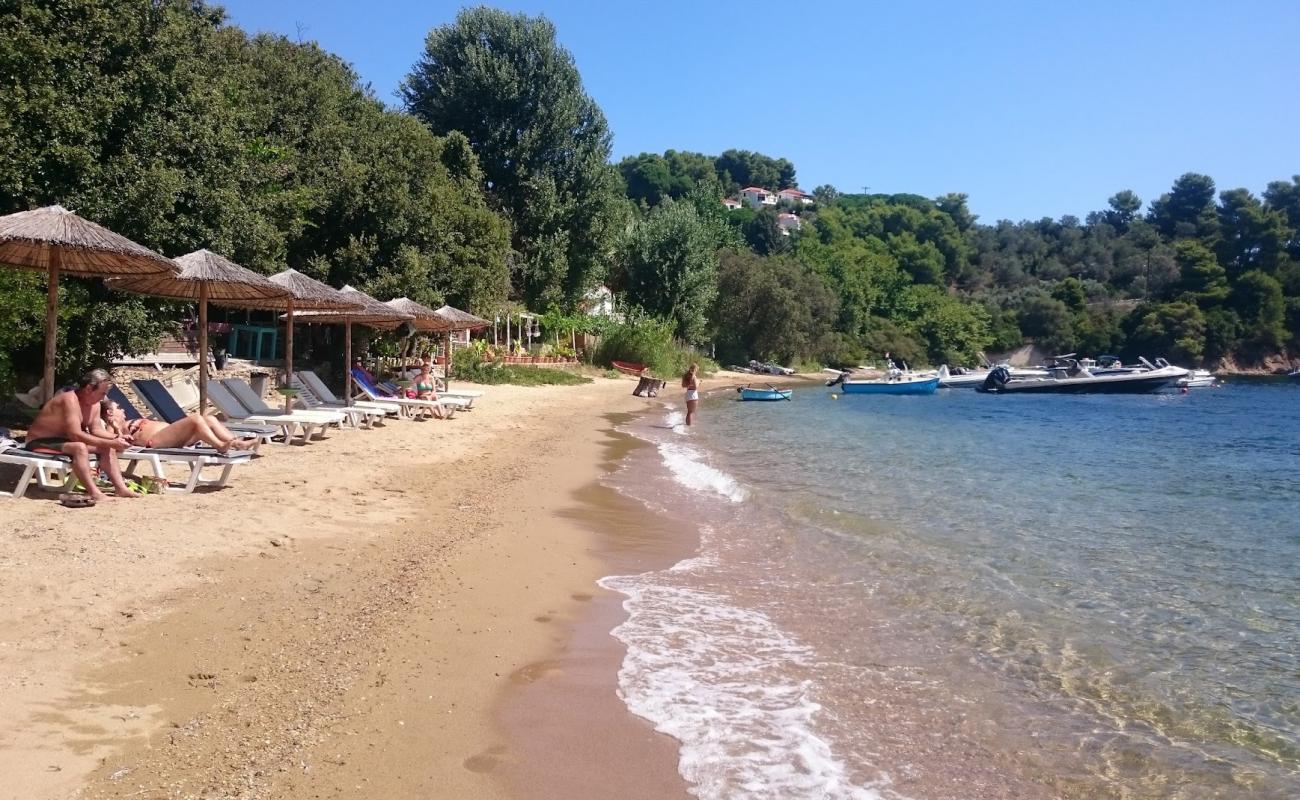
[778,188,814,205]
[777,212,802,235]
[740,187,777,208]
[722,197,743,211]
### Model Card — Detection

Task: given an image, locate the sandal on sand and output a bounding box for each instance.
[59,493,96,508]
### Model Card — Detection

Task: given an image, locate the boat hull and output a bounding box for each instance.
[738,387,792,401]
[839,377,939,395]
[978,373,1181,394]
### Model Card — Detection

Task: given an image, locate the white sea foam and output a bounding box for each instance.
[599,570,882,800]
[657,442,747,502]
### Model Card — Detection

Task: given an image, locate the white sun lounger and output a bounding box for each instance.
[206,381,322,444]
[351,369,458,419]
[292,371,401,419]
[0,444,250,497]
[219,379,355,428]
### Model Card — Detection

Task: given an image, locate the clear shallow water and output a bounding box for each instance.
[602,382,1300,800]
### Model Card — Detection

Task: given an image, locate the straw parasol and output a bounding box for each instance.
[293,286,413,404]
[220,268,361,409]
[0,205,177,401]
[432,305,491,389]
[107,249,291,413]
[385,296,455,332]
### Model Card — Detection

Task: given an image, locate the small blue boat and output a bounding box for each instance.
[827,372,939,395]
[737,385,793,401]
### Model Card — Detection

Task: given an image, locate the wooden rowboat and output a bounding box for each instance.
[611,360,647,376]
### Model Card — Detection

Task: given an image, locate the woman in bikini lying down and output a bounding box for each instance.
[100,401,257,454]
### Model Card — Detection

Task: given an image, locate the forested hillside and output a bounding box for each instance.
[617,150,1300,370]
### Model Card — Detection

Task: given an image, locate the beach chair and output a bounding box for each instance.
[293,371,402,417]
[0,440,250,497]
[205,381,320,444]
[132,379,277,444]
[350,369,458,419]
[218,378,362,430]
[378,379,476,410]
[106,385,262,454]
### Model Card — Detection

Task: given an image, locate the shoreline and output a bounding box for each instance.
[0,376,679,799]
[0,368,810,800]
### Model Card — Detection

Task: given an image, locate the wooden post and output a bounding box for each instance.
[444,330,453,391]
[283,296,294,412]
[198,283,209,414]
[41,247,61,403]
[344,320,353,406]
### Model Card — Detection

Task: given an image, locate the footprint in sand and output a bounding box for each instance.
[533,614,552,623]
[462,746,506,773]
[570,592,592,602]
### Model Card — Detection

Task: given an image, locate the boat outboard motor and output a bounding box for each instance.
[981,365,1011,392]
[826,372,847,388]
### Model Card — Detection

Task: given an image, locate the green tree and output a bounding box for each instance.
[1127,301,1207,363]
[619,200,719,342]
[1175,240,1229,305]
[401,7,624,308]
[1103,190,1143,232]
[712,251,838,364]
[1229,269,1286,353]
[714,149,796,193]
[1148,172,1219,242]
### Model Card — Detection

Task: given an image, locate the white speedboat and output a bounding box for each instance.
[938,363,1050,389]
[1178,369,1217,388]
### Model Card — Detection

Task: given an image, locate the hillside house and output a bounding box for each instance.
[778,188,815,205]
[740,187,777,208]
[722,197,743,211]
[777,212,802,235]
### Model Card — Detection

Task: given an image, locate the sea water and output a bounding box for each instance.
[600,382,1300,799]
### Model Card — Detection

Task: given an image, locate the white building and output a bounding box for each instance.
[777,212,802,235]
[778,188,815,205]
[740,187,777,209]
[722,197,743,211]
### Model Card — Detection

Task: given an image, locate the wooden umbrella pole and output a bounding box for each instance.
[283,296,294,413]
[41,247,61,403]
[445,330,452,391]
[198,283,209,414]
[344,320,353,406]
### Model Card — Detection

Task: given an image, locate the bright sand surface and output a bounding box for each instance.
[0,373,764,800]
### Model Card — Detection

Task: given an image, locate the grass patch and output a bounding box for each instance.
[452,349,591,386]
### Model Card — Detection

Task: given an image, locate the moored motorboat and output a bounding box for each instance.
[977,359,1187,394]
[1178,369,1217,388]
[828,370,939,395]
[737,386,793,401]
[938,364,1050,388]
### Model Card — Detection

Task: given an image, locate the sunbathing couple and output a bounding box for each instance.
[24,368,254,501]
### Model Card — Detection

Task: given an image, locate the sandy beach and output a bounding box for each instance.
[0,370,782,800]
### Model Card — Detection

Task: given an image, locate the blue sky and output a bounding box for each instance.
[216,0,1298,224]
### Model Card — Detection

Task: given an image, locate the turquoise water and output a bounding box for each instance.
[604,382,1299,799]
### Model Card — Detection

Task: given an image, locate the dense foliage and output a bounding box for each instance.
[0,0,511,395]
[401,7,625,310]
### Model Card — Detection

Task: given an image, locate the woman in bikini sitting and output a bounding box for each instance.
[100,401,257,453]
[412,363,448,420]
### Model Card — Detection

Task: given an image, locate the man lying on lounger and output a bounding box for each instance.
[24,368,138,500]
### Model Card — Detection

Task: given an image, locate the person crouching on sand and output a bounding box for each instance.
[682,363,700,426]
[100,399,256,454]
[22,368,138,500]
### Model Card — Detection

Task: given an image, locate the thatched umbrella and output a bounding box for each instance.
[293,286,414,404]
[385,297,454,332]
[0,205,177,401]
[107,249,291,413]
[432,305,491,389]
[220,268,361,410]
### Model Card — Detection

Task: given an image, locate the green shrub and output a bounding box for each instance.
[593,317,717,377]
[451,346,591,386]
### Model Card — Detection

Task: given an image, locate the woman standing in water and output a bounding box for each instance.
[682,363,700,426]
